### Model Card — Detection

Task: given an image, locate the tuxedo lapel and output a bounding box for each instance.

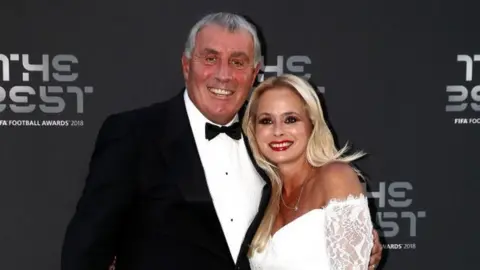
[153,92,233,262]
[236,105,272,263]
[150,95,272,264]
[161,96,210,203]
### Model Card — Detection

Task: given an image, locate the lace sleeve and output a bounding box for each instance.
[324,194,374,270]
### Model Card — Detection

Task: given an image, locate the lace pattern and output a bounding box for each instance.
[249,194,373,270]
[325,194,373,270]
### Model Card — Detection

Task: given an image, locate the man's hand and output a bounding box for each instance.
[369,229,382,269]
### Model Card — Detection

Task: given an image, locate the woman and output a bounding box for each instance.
[243,74,374,269]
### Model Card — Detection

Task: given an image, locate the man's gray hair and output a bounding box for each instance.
[183,12,262,66]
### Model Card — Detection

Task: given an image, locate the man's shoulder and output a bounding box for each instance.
[107,93,182,124]
[107,102,164,123]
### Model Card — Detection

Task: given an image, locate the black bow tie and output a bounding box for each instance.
[205,122,241,141]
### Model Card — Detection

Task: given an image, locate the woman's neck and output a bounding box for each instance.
[278,159,314,196]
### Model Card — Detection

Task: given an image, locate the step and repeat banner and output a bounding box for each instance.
[1,0,479,269]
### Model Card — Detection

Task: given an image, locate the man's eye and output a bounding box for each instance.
[231,59,245,68]
[205,56,217,63]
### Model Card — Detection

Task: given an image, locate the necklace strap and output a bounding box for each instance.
[280,170,314,211]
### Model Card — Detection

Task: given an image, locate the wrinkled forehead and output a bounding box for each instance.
[194,24,255,59]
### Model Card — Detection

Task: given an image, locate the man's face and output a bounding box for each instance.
[182,24,260,125]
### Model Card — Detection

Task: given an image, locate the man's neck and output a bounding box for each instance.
[184,89,238,126]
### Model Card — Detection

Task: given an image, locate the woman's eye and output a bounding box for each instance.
[258,118,272,125]
[285,116,298,123]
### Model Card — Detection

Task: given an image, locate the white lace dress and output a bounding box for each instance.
[249,194,373,270]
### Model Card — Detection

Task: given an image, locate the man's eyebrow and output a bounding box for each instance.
[230,51,250,59]
[198,48,219,55]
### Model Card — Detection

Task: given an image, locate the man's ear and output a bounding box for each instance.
[181,54,190,81]
[253,62,262,77]
[250,62,262,86]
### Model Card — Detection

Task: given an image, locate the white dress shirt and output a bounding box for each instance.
[184,90,265,262]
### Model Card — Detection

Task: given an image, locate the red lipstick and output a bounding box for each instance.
[269,140,293,151]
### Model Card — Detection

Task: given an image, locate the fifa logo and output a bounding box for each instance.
[0,54,93,114]
[445,54,480,112]
[256,55,325,93]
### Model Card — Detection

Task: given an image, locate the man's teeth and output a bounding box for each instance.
[270,142,292,148]
[209,88,233,96]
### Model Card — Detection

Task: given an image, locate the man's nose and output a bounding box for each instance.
[215,61,233,82]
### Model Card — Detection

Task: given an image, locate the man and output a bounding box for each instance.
[61,12,382,270]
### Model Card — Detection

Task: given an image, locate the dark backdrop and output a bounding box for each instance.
[1,1,479,269]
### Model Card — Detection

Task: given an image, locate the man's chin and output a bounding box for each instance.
[208,110,237,124]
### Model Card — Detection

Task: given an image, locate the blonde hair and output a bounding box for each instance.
[242,74,365,256]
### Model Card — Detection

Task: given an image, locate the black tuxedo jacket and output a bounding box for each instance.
[61,92,271,270]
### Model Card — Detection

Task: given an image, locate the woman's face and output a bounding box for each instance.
[254,87,313,166]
